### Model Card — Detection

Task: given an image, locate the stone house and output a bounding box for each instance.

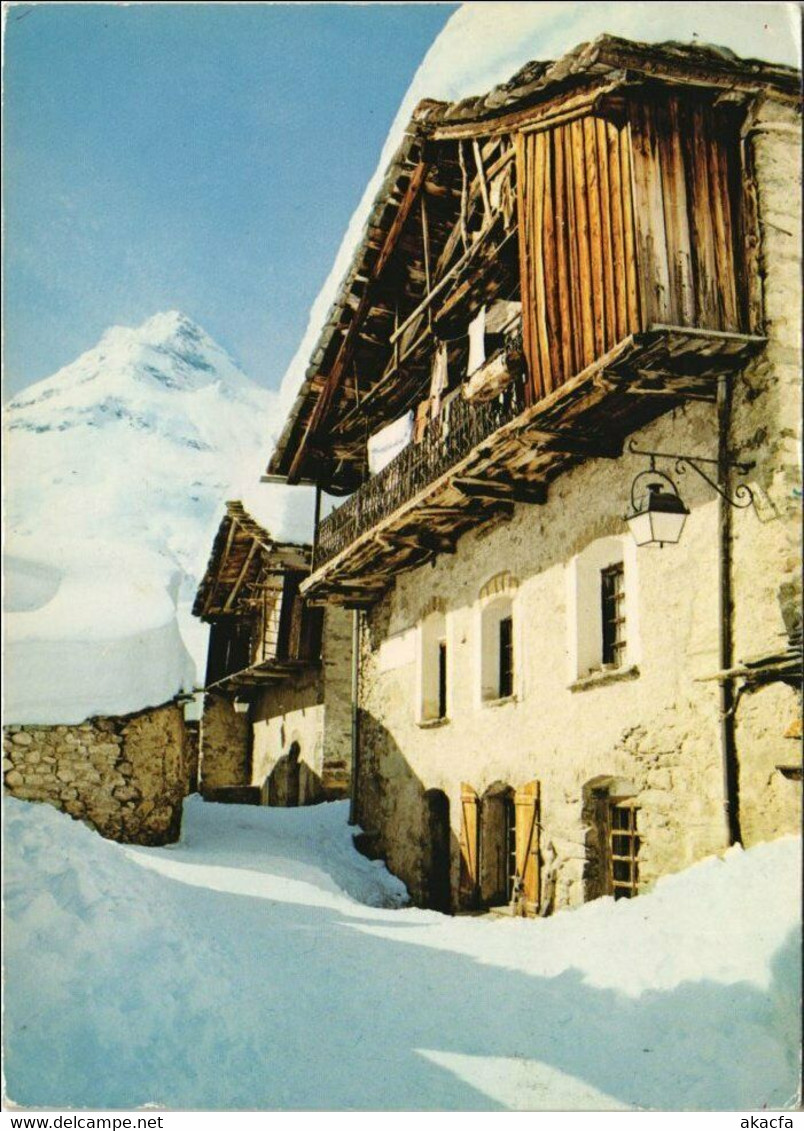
[193,500,352,805]
[265,36,802,914]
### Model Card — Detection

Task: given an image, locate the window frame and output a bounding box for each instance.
[607,798,639,900]
[477,578,520,707]
[567,536,641,683]
[417,606,449,725]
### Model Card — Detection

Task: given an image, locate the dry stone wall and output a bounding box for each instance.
[249,606,353,803]
[3,701,189,845]
[199,692,251,792]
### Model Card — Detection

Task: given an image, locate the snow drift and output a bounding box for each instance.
[4,794,800,1110]
[3,311,313,722]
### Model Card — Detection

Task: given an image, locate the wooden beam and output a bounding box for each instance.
[202,516,240,616]
[386,532,457,555]
[223,538,260,612]
[453,475,546,505]
[472,138,493,222]
[420,195,432,315]
[431,78,627,141]
[390,212,508,346]
[434,145,515,282]
[287,160,430,482]
[521,428,623,459]
[458,141,470,251]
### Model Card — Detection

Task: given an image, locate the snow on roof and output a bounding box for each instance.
[271,4,800,468]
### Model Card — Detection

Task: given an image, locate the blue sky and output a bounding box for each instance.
[3,2,457,398]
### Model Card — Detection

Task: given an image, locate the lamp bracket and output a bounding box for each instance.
[627,441,755,510]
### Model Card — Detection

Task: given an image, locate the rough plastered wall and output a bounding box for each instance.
[250,607,353,802]
[355,100,801,912]
[200,692,251,792]
[3,701,189,845]
[358,402,726,911]
[730,97,802,846]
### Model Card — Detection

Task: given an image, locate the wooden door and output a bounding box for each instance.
[458,783,480,910]
[514,780,540,915]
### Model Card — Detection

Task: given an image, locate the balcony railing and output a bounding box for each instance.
[314,374,527,569]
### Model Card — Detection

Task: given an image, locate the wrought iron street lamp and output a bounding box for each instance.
[625,440,754,548]
[626,469,689,547]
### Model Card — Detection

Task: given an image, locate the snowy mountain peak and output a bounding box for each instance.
[7,311,254,423]
[4,311,316,721]
[3,311,284,581]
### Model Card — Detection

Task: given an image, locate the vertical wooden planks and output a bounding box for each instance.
[516,112,642,403]
[564,123,585,370]
[659,96,696,326]
[708,108,740,330]
[584,117,607,356]
[531,131,552,397]
[596,117,618,350]
[553,125,575,381]
[687,102,720,327]
[620,122,643,333]
[570,119,596,367]
[514,780,540,913]
[515,131,538,406]
[515,92,744,402]
[628,100,673,326]
[542,133,563,389]
[606,120,628,339]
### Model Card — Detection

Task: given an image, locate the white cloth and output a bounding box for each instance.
[428,341,449,416]
[467,305,486,375]
[367,411,414,475]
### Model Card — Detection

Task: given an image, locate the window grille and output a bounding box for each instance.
[437,640,448,720]
[609,801,639,899]
[499,615,514,697]
[601,564,626,668]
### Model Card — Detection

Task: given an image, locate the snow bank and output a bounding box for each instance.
[4,794,800,1110]
[277,1,799,418]
[3,310,302,719]
[4,540,196,724]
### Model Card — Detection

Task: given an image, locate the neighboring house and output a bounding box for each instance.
[266,36,802,914]
[193,501,352,805]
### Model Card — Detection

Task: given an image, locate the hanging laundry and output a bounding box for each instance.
[467,305,486,376]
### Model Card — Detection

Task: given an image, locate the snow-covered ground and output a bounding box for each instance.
[4,795,800,1111]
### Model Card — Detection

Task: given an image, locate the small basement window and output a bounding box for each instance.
[609,800,639,900]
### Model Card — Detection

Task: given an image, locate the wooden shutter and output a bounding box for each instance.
[458,783,480,909]
[514,780,540,915]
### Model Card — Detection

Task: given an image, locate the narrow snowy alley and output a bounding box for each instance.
[4,796,800,1111]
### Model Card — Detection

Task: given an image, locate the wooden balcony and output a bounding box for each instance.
[303,324,765,606]
[206,657,319,695]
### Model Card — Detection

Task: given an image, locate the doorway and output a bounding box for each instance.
[424,788,451,913]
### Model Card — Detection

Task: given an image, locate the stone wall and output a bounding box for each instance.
[353,99,802,913]
[250,606,353,802]
[199,692,251,793]
[3,701,189,845]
